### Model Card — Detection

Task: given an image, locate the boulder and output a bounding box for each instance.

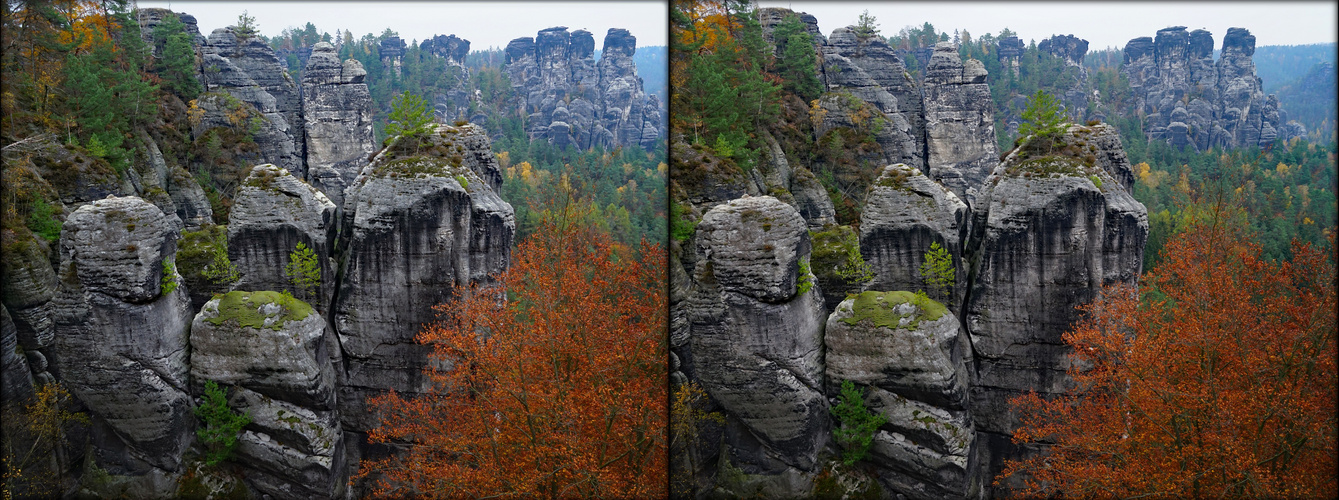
[50,197,193,486]
[965,125,1148,490]
[826,291,975,498]
[685,196,828,473]
[189,291,344,498]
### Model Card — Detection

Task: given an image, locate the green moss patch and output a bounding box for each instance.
[206,291,312,331]
[841,291,946,330]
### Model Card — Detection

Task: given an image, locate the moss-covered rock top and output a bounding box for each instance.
[840,290,946,330]
[367,125,480,181]
[204,290,312,331]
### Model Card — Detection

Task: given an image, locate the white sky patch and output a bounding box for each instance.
[758,1,1337,51]
[137,1,668,51]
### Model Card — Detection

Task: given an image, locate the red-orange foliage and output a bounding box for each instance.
[357,211,668,499]
[1000,216,1338,498]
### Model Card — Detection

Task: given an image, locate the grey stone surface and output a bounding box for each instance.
[820,27,925,170]
[685,197,828,472]
[923,42,998,207]
[190,293,344,498]
[1123,26,1280,150]
[50,197,193,478]
[302,42,376,208]
[964,125,1147,490]
[334,124,514,438]
[860,164,970,307]
[228,165,338,312]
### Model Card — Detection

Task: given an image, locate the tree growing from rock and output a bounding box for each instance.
[773,13,822,101]
[1018,89,1067,153]
[234,10,257,40]
[358,206,667,498]
[385,90,435,144]
[853,10,880,41]
[830,380,887,466]
[999,213,1337,498]
[918,241,954,301]
[284,241,320,298]
[195,381,251,466]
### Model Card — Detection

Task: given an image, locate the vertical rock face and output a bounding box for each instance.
[333,124,514,456]
[996,36,1025,76]
[1122,26,1279,150]
[302,42,375,208]
[200,29,305,179]
[189,291,344,498]
[923,42,998,206]
[50,197,193,490]
[1038,35,1092,122]
[378,36,406,76]
[228,165,338,313]
[860,164,970,307]
[964,124,1147,488]
[826,292,975,498]
[420,34,473,122]
[685,196,828,476]
[505,27,662,150]
[821,27,925,170]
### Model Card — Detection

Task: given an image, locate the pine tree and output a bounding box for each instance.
[152,12,201,100]
[773,13,821,101]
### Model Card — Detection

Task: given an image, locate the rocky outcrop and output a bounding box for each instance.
[683,196,828,478]
[964,124,1147,489]
[333,124,513,461]
[228,165,338,312]
[505,27,663,150]
[820,27,925,170]
[860,164,970,306]
[379,36,406,76]
[199,29,304,178]
[420,34,473,122]
[302,42,375,208]
[50,197,193,494]
[1,228,58,358]
[826,292,975,498]
[190,291,344,498]
[1123,26,1280,150]
[996,36,1024,76]
[923,42,998,206]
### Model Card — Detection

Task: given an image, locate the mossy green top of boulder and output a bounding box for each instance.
[841,290,946,330]
[205,290,313,331]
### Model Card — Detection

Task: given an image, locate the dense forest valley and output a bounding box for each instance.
[2,1,667,498]
[668,1,1334,499]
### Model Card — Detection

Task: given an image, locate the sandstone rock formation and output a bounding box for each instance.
[860,163,970,306]
[420,34,473,122]
[683,196,828,480]
[50,197,194,494]
[228,164,338,312]
[1123,26,1280,150]
[964,124,1147,487]
[923,42,998,206]
[505,27,663,150]
[333,123,513,463]
[826,291,976,498]
[302,42,375,208]
[190,291,344,498]
[820,27,925,170]
[199,29,304,178]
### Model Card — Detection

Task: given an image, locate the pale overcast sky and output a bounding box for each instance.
[137,1,667,51]
[759,2,1338,51]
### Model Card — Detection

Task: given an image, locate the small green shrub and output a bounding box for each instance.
[670,201,697,243]
[918,241,955,301]
[284,241,321,297]
[194,381,251,466]
[830,380,886,466]
[27,198,62,242]
[161,259,178,295]
[797,257,814,295]
[455,174,469,189]
[1089,174,1103,189]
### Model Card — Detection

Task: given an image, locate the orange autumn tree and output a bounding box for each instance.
[999,210,1338,498]
[357,205,668,499]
